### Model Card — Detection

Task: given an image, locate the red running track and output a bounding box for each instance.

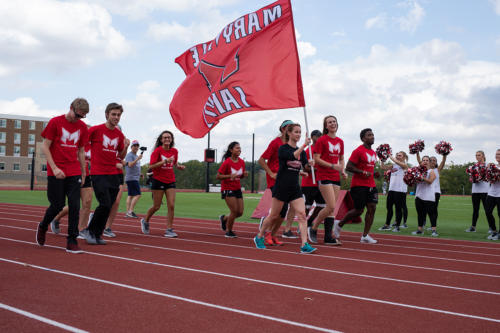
[1,203,500,332]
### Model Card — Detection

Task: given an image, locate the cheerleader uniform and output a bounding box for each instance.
[415,170,436,229]
[485,170,500,237]
[470,178,489,229]
[386,164,407,228]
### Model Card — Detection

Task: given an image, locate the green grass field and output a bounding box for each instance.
[0,190,495,242]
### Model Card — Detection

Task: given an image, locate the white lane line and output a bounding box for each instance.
[1,225,499,280]
[0,302,88,333]
[2,218,500,268]
[0,258,341,333]
[2,235,500,297]
[2,256,500,324]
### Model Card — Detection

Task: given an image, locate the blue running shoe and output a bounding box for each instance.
[253,236,266,249]
[300,242,317,254]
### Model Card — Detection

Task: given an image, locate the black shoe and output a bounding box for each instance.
[36,223,46,246]
[282,230,298,238]
[219,215,226,231]
[324,238,342,246]
[96,237,107,245]
[225,231,237,238]
[307,227,318,244]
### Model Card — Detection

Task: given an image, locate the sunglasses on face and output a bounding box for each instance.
[73,109,87,119]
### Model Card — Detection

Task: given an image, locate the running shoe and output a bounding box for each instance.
[36,223,46,246]
[219,215,226,231]
[125,212,134,218]
[411,230,423,235]
[307,227,318,244]
[253,236,266,249]
[324,238,342,246]
[66,242,83,254]
[50,219,60,234]
[140,218,150,235]
[264,232,274,245]
[164,228,178,238]
[85,232,98,245]
[282,230,298,238]
[401,223,408,229]
[431,230,439,237]
[487,232,497,240]
[95,236,106,245]
[130,212,139,218]
[465,226,476,233]
[390,223,397,227]
[271,236,283,246]
[426,227,433,231]
[392,226,400,232]
[333,220,342,238]
[492,234,499,241]
[225,231,237,238]
[103,228,116,238]
[78,229,88,240]
[360,234,378,244]
[300,242,317,254]
[488,228,494,234]
[378,225,391,231]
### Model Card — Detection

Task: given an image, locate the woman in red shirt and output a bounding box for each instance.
[140,130,185,237]
[216,142,248,238]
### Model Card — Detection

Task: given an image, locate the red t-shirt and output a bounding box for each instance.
[301,146,317,187]
[218,157,246,191]
[314,135,344,181]
[260,136,285,188]
[349,145,377,188]
[88,124,125,175]
[41,114,88,177]
[150,146,178,184]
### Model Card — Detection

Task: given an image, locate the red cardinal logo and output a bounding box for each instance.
[198,50,240,92]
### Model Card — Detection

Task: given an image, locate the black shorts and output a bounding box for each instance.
[350,186,378,210]
[221,189,243,199]
[318,179,341,186]
[272,185,303,204]
[126,180,141,196]
[302,186,325,208]
[118,173,124,185]
[82,175,92,188]
[151,178,176,190]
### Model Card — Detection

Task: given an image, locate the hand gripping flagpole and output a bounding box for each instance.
[302,106,316,184]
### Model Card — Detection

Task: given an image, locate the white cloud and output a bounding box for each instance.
[0,0,131,76]
[0,97,61,118]
[365,14,387,30]
[396,0,425,33]
[138,80,161,91]
[331,30,346,37]
[297,41,317,59]
[490,0,500,15]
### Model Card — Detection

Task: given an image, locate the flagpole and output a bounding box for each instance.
[302,106,316,184]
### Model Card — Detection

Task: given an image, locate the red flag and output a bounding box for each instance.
[169,0,305,138]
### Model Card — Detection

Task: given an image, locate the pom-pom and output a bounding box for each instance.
[434,141,453,156]
[409,140,425,154]
[384,169,391,183]
[466,163,487,183]
[403,165,428,186]
[376,144,392,162]
[486,163,500,183]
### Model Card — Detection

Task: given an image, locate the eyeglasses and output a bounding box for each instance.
[73,109,87,119]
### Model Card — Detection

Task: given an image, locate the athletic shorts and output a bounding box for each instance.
[221,189,243,199]
[118,173,124,185]
[82,175,92,188]
[151,178,176,191]
[272,185,303,204]
[302,186,325,208]
[126,180,141,196]
[318,179,341,186]
[350,186,378,210]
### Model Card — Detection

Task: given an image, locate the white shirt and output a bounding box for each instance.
[433,168,441,194]
[416,170,435,201]
[388,164,407,193]
[488,165,500,197]
[472,181,490,194]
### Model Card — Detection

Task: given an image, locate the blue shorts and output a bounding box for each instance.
[126,180,141,196]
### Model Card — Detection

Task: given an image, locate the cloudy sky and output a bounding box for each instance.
[1,0,499,166]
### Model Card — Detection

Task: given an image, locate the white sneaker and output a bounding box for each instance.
[487,233,498,240]
[431,230,439,237]
[333,220,342,238]
[360,234,378,244]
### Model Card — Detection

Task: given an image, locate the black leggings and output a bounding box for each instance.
[433,193,441,219]
[415,197,437,228]
[385,191,406,226]
[485,195,500,232]
[471,193,488,227]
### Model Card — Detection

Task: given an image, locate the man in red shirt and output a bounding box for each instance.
[36,98,89,253]
[335,128,379,244]
[84,103,129,245]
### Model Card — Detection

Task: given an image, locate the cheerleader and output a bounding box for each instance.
[307,116,346,245]
[411,156,438,236]
[140,131,185,237]
[254,124,317,253]
[486,149,500,240]
[216,142,248,238]
[378,151,408,232]
[466,151,490,232]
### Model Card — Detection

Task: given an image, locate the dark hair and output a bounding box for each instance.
[105,103,123,117]
[323,115,338,135]
[360,128,372,140]
[285,124,301,141]
[154,130,175,149]
[70,98,89,113]
[311,130,322,137]
[222,141,240,161]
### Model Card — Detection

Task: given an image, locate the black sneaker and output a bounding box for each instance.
[130,212,139,218]
[225,231,237,238]
[465,226,476,233]
[324,238,342,246]
[411,230,423,235]
[282,230,298,238]
[50,219,60,234]
[96,237,107,245]
[219,215,226,231]
[36,223,46,246]
[378,225,391,231]
[307,227,318,244]
[66,242,83,254]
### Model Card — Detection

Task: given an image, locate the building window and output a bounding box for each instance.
[0,119,6,128]
[30,121,36,130]
[13,163,20,171]
[0,132,5,143]
[14,146,20,157]
[14,120,22,129]
[29,134,35,145]
[0,145,5,156]
[43,122,48,129]
[41,164,47,172]
[27,164,32,171]
[28,147,35,157]
[0,162,4,170]
[14,133,21,144]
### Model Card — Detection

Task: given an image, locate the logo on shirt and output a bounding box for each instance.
[103,135,118,150]
[287,160,302,169]
[231,167,243,176]
[366,153,377,164]
[161,155,173,168]
[61,128,80,147]
[328,142,341,154]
